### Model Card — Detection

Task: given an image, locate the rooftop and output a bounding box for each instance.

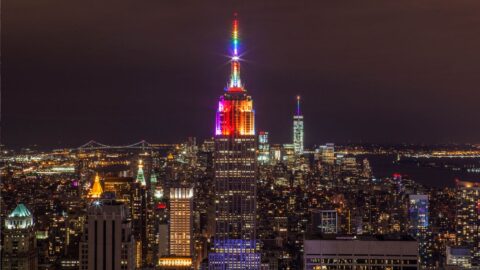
[305,233,416,242]
[8,203,32,218]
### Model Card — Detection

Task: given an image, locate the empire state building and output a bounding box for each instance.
[209,14,261,270]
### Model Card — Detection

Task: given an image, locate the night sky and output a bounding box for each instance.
[5,0,480,148]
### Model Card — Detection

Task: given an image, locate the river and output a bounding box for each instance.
[360,154,480,188]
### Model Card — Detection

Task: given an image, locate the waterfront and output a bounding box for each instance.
[364,154,480,188]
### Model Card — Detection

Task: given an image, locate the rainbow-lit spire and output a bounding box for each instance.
[228,13,243,90]
[216,13,255,136]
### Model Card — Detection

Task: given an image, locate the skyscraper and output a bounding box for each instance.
[79,199,136,270]
[2,204,37,270]
[408,194,429,236]
[258,131,270,165]
[209,14,261,269]
[158,187,194,269]
[293,95,304,155]
[169,187,193,257]
[315,143,335,165]
[132,159,149,267]
[408,194,432,268]
[455,180,480,266]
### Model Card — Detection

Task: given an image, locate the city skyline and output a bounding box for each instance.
[3,3,480,269]
[6,1,480,148]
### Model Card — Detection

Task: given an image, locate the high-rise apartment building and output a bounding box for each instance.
[258,131,270,164]
[2,204,37,270]
[79,199,136,270]
[315,143,335,165]
[170,188,193,255]
[209,14,261,269]
[455,180,480,266]
[293,95,304,155]
[158,187,194,269]
[408,195,429,236]
[408,194,432,268]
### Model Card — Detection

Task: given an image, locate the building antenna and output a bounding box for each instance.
[297,95,301,116]
[229,12,242,89]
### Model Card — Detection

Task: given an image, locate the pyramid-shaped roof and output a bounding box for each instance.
[89,174,103,198]
[8,203,32,218]
[136,160,146,186]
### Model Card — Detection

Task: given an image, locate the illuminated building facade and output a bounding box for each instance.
[258,131,270,164]
[169,187,193,257]
[269,144,282,165]
[209,14,261,270]
[446,246,472,269]
[158,257,193,269]
[88,174,103,199]
[311,209,338,234]
[282,144,295,165]
[293,95,304,155]
[408,194,432,268]
[408,195,429,236]
[79,199,136,270]
[304,235,419,270]
[103,176,134,203]
[157,187,194,269]
[315,143,335,165]
[136,159,146,186]
[132,160,149,267]
[2,204,37,270]
[455,180,480,266]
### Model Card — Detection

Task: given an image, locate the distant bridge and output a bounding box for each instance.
[77,140,156,151]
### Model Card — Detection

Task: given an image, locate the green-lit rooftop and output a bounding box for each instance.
[9,203,32,218]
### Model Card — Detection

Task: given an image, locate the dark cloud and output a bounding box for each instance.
[4,0,480,148]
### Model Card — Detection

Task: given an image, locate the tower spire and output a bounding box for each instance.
[297,95,301,116]
[228,13,243,90]
[136,159,146,186]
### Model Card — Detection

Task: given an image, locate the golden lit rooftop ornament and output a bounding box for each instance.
[88,173,103,198]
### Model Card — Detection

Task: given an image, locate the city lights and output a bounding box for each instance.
[3,6,480,270]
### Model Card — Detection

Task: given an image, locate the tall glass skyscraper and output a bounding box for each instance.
[209,14,260,270]
[409,194,431,267]
[293,95,304,155]
[258,131,270,165]
[408,195,429,234]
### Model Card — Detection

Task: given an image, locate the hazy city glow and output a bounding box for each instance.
[2,8,480,270]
